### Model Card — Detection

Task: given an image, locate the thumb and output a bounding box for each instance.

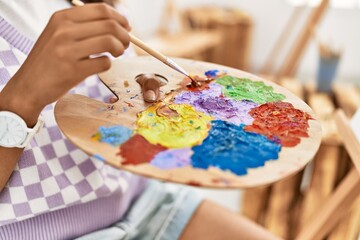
[136,74,168,103]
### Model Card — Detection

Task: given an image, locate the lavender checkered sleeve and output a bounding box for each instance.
[0,16,145,227]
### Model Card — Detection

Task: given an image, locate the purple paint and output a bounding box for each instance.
[174,83,258,125]
[150,148,192,169]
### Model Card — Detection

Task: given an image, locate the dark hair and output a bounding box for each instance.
[69,0,115,7]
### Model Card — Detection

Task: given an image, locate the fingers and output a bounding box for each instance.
[109,96,118,103]
[78,56,112,79]
[142,79,160,102]
[71,34,126,59]
[66,20,130,48]
[136,74,168,103]
[54,3,131,31]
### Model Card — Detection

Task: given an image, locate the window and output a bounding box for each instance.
[287,0,360,8]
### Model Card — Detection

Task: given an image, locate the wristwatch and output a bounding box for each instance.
[0,111,44,148]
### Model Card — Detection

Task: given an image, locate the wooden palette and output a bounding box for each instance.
[55,56,321,188]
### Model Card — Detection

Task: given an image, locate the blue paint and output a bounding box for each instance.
[98,125,133,146]
[205,69,219,78]
[191,120,281,175]
[93,154,106,161]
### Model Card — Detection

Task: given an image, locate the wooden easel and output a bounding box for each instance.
[296,110,360,240]
[260,0,330,80]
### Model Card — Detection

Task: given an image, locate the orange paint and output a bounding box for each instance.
[124,101,135,108]
[179,75,211,92]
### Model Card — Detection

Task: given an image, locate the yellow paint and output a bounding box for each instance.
[136,103,213,148]
[91,133,101,141]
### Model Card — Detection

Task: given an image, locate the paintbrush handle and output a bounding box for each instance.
[129,34,190,77]
[129,34,167,63]
[72,0,189,78]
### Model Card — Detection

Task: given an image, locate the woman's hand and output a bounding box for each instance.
[0,3,130,126]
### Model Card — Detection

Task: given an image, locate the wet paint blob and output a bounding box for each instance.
[179,75,211,92]
[174,83,258,126]
[92,125,132,147]
[191,120,281,175]
[244,101,312,147]
[136,103,213,148]
[205,69,220,78]
[216,76,285,104]
[119,134,167,165]
[150,148,192,169]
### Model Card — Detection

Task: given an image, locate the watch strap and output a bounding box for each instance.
[19,115,44,148]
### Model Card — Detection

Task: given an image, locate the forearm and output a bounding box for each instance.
[0,76,42,192]
[0,2,131,192]
[0,147,24,191]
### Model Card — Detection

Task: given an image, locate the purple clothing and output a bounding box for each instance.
[0,16,147,239]
[0,177,145,240]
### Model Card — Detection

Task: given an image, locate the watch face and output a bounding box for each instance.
[0,114,27,147]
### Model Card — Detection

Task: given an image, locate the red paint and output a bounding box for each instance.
[244,102,312,147]
[187,181,202,187]
[119,134,167,165]
[212,178,230,185]
[212,179,222,184]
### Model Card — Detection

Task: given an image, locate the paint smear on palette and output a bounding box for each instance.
[136,103,213,148]
[150,148,192,169]
[179,75,211,92]
[92,125,132,147]
[120,134,167,165]
[191,120,281,175]
[244,102,312,147]
[124,101,135,108]
[205,69,220,78]
[187,181,202,187]
[93,154,106,161]
[216,76,285,104]
[174,83,258,126]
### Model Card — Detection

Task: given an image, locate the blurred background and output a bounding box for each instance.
[121,0,360,239]
[123,0,360,85]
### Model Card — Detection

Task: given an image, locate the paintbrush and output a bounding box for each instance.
[72,0,200,88]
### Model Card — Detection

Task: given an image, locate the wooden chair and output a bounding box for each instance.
[296,109,360,240]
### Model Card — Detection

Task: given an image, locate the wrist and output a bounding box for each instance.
[0,83,43,128]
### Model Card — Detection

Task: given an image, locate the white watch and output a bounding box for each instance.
[0,111,44,148]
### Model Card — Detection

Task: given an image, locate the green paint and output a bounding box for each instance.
[216,76,285,104]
